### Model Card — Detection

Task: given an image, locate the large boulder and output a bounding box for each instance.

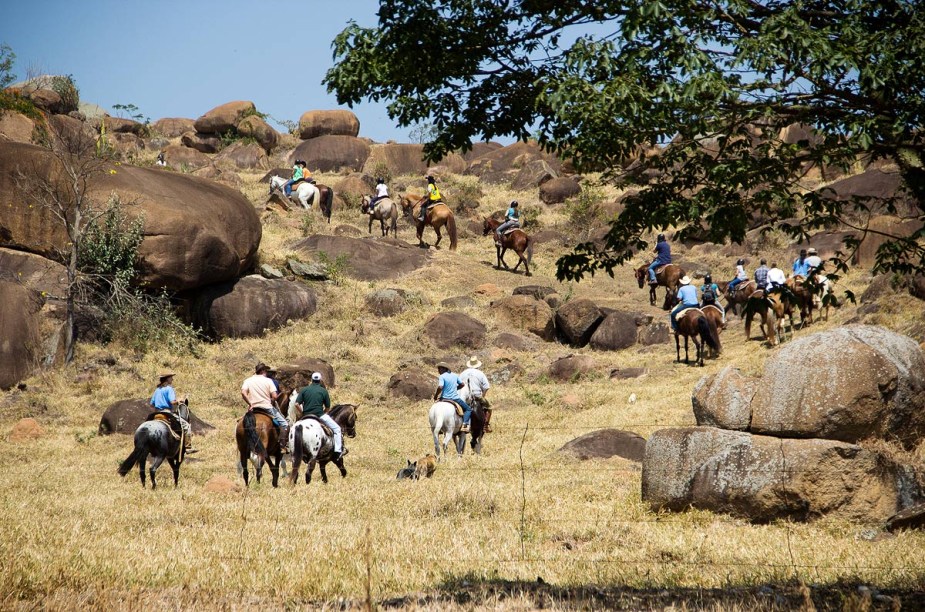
[181,131,222,154]
[101,116,144,136]
[298,110,360,140]
[26,88,64,114]
[555,299,604,347]
[466,141,560,180]
[0,111,36,144]
[104,132,145,161]
[548,354,596,382]
[0,142,261,291]
[819,167,920,218]
[236,115,278,153]
[364,143,429,176]
[388,370,435,400]
[540,177,581,204]
[161,143,211,170]
[334,173,376,203]
[490,295,556,341]
[98,399,214,435]
[214,141,269,171]
[189,276,318,339]
[589,311,639,351]
[558,429,646,462]
[151,117,195,138]
[274,358,336,390]
[511,159,558,191]
[512,285,558,301]
[193,101,256,135]
[642,427,924,522]
[366,288,408,317]
[691,366,757,431]
[291,135,370,172]
[291,235,430,281]
[422,312,487,349]
[0,281,42,389]
[749,326,925,447]
[492,332,537,352]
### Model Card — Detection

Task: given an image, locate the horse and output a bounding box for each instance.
[400,194,458,250]
[236,409,284,488]
[482,216,533,276]
[268,175,334,222]
[743,289,793,346]
[634,262,685,310]
[117,401,190,489]
[717,279,759,317]
[786,276,815,327]
[700,304,726,357]
[428,386,485,460]
[674,308,722,366]
[361,195,399,237]
[287,404,359,485]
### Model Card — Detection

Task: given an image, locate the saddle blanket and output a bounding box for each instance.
[655,264,670,275]
[148,412,182,440]
[297,415,333,437]
[674,307,702,320]
[501,226,521,236]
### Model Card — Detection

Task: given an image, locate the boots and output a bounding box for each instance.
[484,409,493,433]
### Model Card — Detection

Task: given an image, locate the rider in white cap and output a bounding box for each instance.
[294,372,343,460]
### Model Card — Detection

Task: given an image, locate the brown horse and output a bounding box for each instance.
[717,279,759,317]
[634,262,685,310]
[744,289,793,346]
[482,216,533,276]
[700,304,726,357]
[786,276,814,327]
[236,411,283,488]
[674,308,722,366]
[400,194,458,250]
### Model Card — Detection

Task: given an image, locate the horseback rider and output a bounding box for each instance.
[434,362,473,434]
[241,363,290,453]
[418,175,443,222]
[792,248,810,277]
[754,258,770,291]
[669,275,700,331]
[726,258,748,296]
[495,201,521,243]
[460,356,492,433]
[647,233,672,286]
[294,372,343,461]
[284,160,305,198]
[369,177,389,213]
[767,262,787,291]
[805,247,822,274]
[150,372,195,453]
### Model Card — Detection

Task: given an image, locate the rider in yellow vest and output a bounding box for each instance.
[418,175,443,221]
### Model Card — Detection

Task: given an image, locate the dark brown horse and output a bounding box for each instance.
[482,216,533,276]
[786,276,814,327]
[400,194,458,250]
[236,410,283,488]
[700,304,726,358]
[635,262,685,310]
[717,279,759,317]
[674,308,722,366]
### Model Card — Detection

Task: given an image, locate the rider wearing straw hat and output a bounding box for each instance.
[434,362,472,433]
[460,356,492,432]
[805,247,822,273]
[669,275,700,331]
[150,372,195,453]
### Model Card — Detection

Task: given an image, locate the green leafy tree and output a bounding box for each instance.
[325,1,925,280]
[0,43,15,89]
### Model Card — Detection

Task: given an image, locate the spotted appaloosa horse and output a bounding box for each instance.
[287,404,358,485]
[117,401,190,489]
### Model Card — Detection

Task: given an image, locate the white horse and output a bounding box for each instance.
[361,194,399,237]
[428,385,472,461]
[269,174,321,210]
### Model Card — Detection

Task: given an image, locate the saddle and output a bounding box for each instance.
[674,307,702,320]
[654,264,670,275]
[500,226,521,236]
[298,414,333,437]
[250,407,285,432]
[443,399,465,417]
[147,411,182,440]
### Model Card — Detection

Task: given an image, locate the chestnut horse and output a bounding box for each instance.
[717,279,759,317]
[482,216,533,276]
[700,304,726,358]
[236,410,284,488]
[400,194,458,250]
[786,276,814,327]
[634,263,685,310]
[674,308,722,366]
[744,289,793,346]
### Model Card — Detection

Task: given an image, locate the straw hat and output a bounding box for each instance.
[807,247,818,255]
[679,275,691,285]
[466,356,482,369]
[158,372,175,381]
[436,362,452,371]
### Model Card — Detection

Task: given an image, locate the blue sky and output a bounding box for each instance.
[1,0,411,142]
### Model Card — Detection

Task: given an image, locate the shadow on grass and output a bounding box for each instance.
[379,575,924,610]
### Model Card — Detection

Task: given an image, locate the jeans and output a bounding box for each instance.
[265,406,287,429]
[648,260,662,283]
[447,397,472,425]
[496,220,519,236]
[284,179,296,197]
[728,277,744,292]
[319,413,342,453]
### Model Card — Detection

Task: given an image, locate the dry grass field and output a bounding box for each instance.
[2,164,924,610]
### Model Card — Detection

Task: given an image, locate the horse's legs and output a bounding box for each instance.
[675,333,681,363]
[239,450,250,487]
[169,457,180,488]
[650,286,657,306]
[433,427,442,461]
[694,336,703,366]
[308,458,318,484]
[334,455,347,478]
[455,432,467,456]
[368,215,373,234]
[269,454,280,488]
[138,451,149,488]
[149,455,166,490]
[499,247,510,270]
[495,244,502,269]
[255,455,264,483]
[684,336,691,364]
[434,226,442,248]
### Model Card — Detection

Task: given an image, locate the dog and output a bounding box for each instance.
[395,454,438,480]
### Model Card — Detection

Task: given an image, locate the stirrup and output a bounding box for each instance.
[460,424,471,433]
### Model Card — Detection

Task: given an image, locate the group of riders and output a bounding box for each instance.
[149,357,494,457]
[650,232,828,332]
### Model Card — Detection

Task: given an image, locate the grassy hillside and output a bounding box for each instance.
[2,164,924,609]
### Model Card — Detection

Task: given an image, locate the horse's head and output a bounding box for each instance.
[482,217,496,236]
[361,195,370,213]
[332,404,358,438]
[634,265,646,288]
[177,397,190,422]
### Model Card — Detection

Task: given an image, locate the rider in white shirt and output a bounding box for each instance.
[766,263,787,291]
[369,177,389,212]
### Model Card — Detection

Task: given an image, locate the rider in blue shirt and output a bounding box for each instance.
[150,372,194,453]
[495,201,521,242]
[669,276,701,331]
[792,249,810,277]
[434,362,473,433]
[648,234,672,285]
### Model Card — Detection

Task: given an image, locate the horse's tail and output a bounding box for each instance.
[118,445,144,477]
[446,213,458,251]
[322,186,333,223]
[243,412,268,462]
[525,235,534,265]
[390,202,399,235]
[290,423,304,483]
[744,305,754,339]
[698,315,721,354]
